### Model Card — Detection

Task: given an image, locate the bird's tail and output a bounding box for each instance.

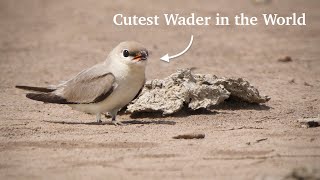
[15,85,55,93]
[16,85,72,104]
[25,93,71,104]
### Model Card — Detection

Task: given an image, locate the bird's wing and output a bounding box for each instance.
[56,64,117,104]
[22,64,117,104]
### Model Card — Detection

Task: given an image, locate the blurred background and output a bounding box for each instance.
[0,0,319,179]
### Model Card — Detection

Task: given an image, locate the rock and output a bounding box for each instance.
[298,116,320,128]
[289,79,295,84]
[278,56,293,62]
[304,82,313,87]
[251,0,272,5]
[127,69,270,115]
[283,167,320,180]
[173,133,205,139]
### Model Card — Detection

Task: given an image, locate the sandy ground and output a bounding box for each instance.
[1,0,320,179]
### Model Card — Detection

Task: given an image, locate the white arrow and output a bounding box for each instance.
[160,35,194,62]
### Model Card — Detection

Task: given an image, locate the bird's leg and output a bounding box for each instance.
[96,113,102,123]
[110,111,124,126]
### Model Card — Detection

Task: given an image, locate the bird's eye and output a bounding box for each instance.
[122,49,129,57]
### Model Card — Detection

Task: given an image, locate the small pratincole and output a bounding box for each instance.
[16,41,149,125]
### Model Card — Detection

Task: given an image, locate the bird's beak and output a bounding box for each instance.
[133,50,148,61]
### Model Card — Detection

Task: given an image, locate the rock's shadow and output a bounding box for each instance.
[127,107,218,119]
[124,99,271,119]
[122,120,176,125]
[213,98,271,111]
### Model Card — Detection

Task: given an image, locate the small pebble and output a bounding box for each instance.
[298,117,320,128]
[304,82,312,87]
[173,133,205,139]
[278,56,292,62]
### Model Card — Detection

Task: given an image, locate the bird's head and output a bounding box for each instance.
[108,41,149,67]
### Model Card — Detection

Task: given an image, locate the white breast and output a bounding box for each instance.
[69,62,145,114]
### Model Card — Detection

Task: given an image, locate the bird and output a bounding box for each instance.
[16,41,149,125]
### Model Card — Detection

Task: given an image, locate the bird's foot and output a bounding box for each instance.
[97,119,102,123]
[111,121,125,126]
[96,113,102,124]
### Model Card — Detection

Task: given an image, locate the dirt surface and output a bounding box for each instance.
[1,0,320,179]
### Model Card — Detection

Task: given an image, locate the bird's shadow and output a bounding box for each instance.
[42,119,176,126]
[42,99,270,125]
